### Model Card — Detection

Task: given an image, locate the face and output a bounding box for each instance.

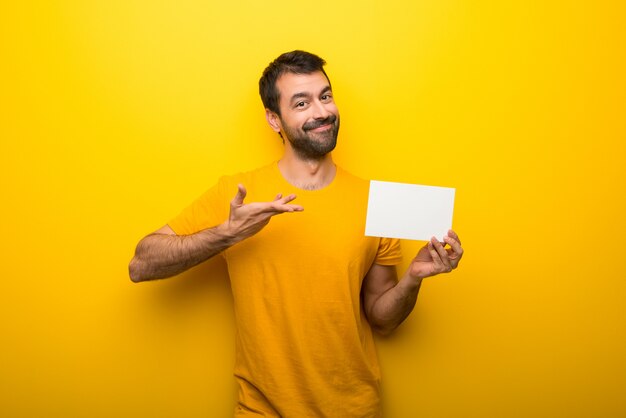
[268,71,340,160]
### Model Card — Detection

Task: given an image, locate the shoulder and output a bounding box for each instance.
[334,165,370,195]
[335,165,368,184]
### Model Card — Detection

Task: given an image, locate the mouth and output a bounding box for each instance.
[309,123,332,132]
[303,115,337,132]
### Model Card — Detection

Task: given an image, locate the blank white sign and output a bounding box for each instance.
[365,180,455,241]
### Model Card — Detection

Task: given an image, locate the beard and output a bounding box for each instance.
[281,114,340,161]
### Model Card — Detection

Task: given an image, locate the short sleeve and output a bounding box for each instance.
[168,177,231,235]
[374,237,403,266]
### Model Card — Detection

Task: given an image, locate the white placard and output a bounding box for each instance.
[365,180,455,241]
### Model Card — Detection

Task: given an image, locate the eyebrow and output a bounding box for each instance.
[289,86,332,104]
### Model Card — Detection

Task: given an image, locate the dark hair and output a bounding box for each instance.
[259,50,330,115]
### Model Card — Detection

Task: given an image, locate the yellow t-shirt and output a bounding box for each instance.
[169,162,402,417]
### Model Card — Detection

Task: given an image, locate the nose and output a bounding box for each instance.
[311,99,331,120]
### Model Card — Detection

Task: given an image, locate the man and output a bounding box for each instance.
[129,50,463,417]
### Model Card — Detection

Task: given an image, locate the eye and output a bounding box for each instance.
[321,93,333,102]
[295,101,307,108]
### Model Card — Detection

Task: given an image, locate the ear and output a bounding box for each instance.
[265,109,282,133]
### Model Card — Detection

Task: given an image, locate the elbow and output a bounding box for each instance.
[366,307,399,336]
[371,323,397,337]
[368,313,398,336]
[128,258,146,283]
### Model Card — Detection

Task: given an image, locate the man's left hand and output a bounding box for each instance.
[408,230,464,280]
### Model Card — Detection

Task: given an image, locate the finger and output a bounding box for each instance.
[426,241,447,275]
[276,193,298,205]
[272,194,304,211]
[273,193,283,201]
[231,184,247,206]
[271,203,304,213]
[443,235,464,258]
[447,229,461,246]
[431,237,452,271]
[254,200,303,214]
[427,240,443,267]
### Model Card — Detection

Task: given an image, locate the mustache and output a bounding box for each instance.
[303,115,337,131]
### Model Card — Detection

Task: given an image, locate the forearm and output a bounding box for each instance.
[129,224,236,282]
[368,274,422,335]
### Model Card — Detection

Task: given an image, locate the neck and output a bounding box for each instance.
[278,152,336,191]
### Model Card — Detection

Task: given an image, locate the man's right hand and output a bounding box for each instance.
[129,184,302,282]
[224,184,303,243]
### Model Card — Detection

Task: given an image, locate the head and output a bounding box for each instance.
[259,50,340,160]
[259,50,331,116]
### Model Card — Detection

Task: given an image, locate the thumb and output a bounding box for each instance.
[231,184,247,206]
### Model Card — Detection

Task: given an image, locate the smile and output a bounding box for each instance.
[309,123,332,132]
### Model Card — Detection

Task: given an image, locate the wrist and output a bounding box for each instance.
[407,265,434,282]
[219,222,240,244]
[400,273,423,290]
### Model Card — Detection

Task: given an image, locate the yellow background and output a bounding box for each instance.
[2,1,625,417]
